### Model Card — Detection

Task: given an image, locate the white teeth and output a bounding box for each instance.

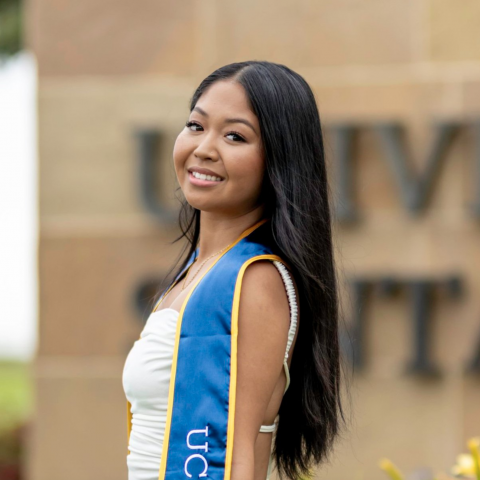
[191,171,223,182]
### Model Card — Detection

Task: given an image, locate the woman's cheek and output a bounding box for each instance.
[243,150,265,185]
[173,133,190,177]
[247,154,266,200]
[232,151,265,194]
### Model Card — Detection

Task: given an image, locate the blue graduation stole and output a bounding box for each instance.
[126,217,288,480]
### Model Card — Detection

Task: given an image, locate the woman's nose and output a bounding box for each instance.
[193,132,219,161]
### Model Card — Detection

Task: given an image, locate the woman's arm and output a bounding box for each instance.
[231,260,292,480]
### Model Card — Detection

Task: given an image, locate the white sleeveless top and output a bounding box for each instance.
[122,260,298,480]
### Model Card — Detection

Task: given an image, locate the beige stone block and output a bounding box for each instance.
[363,288,412,377]
[26,0,197,77]
[27,367,128,480]
[325,127,402,215]
[427,223,480,372]
[463,376,480,440]
[314,375,472,480]
[215,0,416,68]
[337,215,480,374]
[463,82,480,114]
[39,78,195,217]
[39,232,186,356]
[325,119,466,221]
[315,82,463,122]
[430,0,480,61]
[337,219,435,275]
[27,0,418,76]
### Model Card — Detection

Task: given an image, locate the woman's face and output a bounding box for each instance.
[173,80,265,217]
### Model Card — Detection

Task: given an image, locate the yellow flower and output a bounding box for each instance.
[451,437,480,480]
[297,467,315,480]
[467,437,480,480]
[379,458,404,480]
[451,454,476,477]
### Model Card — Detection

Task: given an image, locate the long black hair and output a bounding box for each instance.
[156,60,350,480]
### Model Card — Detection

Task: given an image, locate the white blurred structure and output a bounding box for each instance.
[0,51,37,361]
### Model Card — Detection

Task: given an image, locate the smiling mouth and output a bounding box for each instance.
[188,170,225,186]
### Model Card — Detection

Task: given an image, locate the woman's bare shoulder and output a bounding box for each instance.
[238,259,291,354]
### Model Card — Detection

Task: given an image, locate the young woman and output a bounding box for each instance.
[123,61,348,480]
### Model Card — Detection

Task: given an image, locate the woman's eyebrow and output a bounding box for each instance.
[224,118,257,135]
[193,106,258,135]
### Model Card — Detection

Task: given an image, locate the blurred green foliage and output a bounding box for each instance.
[0,0,22,57]
[0,361,32,433]
[0,361,31,479]
[0,424,23,479]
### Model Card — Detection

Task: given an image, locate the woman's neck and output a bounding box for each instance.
[196,206,266,262]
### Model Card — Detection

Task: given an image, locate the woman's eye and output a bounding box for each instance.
[226,132,245,142]
[185,121,244,142]
[185,121,203,131]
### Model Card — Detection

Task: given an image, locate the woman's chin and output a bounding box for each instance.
[184,195,224,213]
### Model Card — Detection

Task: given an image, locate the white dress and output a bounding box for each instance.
[122,260,298,480]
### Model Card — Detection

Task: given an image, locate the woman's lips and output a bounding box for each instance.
[188,170,225,187]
